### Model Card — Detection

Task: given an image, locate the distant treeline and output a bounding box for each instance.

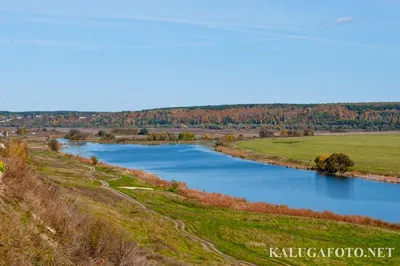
[1,102,400,130]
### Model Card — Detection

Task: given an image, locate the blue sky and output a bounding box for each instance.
[1,0,399,111]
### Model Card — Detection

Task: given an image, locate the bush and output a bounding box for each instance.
[314,155,329,171]
[167,180,179,192]
[259,129,274,138]
[279,128,288,137]
[65,129,88,141]
[315,153,355,174]
[0,161,6,173]
[138,128,149,135]
[224,133,236,143]
[100,133,116,142]
[16,128,27,136]
[91,156,98,165]
[1,139,29,162]
[48,138,61,152]
[178,132,195,141]
[304,129,314,136]
[98,130,106,137]
[111,128,138,135]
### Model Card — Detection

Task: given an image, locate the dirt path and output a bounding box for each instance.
[84,165,256,266]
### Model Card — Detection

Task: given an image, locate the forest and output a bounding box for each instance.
[1,102,400,130]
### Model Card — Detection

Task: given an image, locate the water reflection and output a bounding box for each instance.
[314,173,354,199]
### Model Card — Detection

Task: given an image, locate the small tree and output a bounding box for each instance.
[224,133,236,143]
[280,128,288,137]
[237,134,244,141]
[138,128,149,135]
[16,127,27,136]
[314,154,329,171]
[91,156,98,165]
[48,138,61,152]
[304,129,314,136]
[0,161,6,173]
[324,153,354,174]
[98,130,106,137]
[65,129,88,141]
[259,128,274,138]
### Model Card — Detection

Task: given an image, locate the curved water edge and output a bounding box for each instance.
[59,139,400,223]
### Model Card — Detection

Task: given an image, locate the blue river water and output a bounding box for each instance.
[60,140,400,222]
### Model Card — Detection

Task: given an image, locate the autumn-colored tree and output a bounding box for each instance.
[224,133,236,143]
[237,134,244,141]
[314,154,330,171]
[280,128,288,137]
[178,132,195,141]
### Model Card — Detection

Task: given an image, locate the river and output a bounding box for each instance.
[60,140,400,222]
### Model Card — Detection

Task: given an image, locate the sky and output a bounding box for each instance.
[1,0,400,111]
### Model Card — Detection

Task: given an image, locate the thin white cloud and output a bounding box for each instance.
[335,16,353,25]
[0,37,221,51]
[0,11,397,52]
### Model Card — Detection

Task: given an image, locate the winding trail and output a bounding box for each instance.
[84,165,256,266]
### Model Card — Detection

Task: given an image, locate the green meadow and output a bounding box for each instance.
[237,134,400,177]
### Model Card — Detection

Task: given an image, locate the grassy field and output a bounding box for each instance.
[236,134,400,177]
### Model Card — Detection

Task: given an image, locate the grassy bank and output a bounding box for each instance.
[234,134,400,179]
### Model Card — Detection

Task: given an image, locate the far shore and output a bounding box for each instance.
[215,145,400,184]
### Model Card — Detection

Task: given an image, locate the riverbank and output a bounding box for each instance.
[215,144,400,184]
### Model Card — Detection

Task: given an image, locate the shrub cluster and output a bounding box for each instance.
[47,138,61,152]
[146,132,177,141]
[65,129,88,141]
[100,133,116,142]
[178,132,196,141]
[315,153,355,174]
[0,160,6,173]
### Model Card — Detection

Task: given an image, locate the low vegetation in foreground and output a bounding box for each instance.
[234,134,400,178]
[0,138,399,265]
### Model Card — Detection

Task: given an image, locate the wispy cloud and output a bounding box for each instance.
[335,16,353,25]
[0,37,220,51]
[0,10,396,52]
[322,16,354,28]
